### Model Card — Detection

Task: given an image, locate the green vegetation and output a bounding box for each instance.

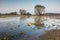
[0,15,19,18]
[0,11,19,18]
[0,32,24,40]
[19,9,31,15]
[35,5,45,15]
[8,34,14,40]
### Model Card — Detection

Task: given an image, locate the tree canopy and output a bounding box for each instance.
[35,5,45,9]
[34,5,46,15]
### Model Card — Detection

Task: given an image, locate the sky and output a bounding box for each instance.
[0,0,60,14]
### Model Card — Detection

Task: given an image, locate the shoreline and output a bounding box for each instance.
[0,15,60,19]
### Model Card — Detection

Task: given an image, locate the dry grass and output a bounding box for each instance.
[38,30,60,40]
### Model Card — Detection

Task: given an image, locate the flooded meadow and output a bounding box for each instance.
[0,15,60,40]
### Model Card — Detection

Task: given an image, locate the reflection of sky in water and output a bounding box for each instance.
[0,16,60,40]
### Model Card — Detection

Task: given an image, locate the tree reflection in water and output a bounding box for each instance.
[34,16,45,28]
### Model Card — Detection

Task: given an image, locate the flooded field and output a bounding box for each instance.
[0,15,60,40]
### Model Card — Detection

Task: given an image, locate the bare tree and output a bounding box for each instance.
[34,5,45,15]
[19,9,26,15]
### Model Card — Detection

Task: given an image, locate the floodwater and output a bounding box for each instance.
[0,15,60,40]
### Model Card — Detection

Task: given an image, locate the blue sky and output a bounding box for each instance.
[0,0,60,14]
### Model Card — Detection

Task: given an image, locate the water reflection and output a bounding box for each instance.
[20,15,30,19]
[34,16,44,28]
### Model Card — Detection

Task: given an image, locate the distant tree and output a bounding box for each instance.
[26,12,31,15]
[19,9,26,15]
[34,5,45,15]
[10,12,17,15]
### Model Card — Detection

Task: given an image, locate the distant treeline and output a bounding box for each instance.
[19,9,32,15]
[0,12,17,15]
[0,10,32,15]
[43,13,60,16]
